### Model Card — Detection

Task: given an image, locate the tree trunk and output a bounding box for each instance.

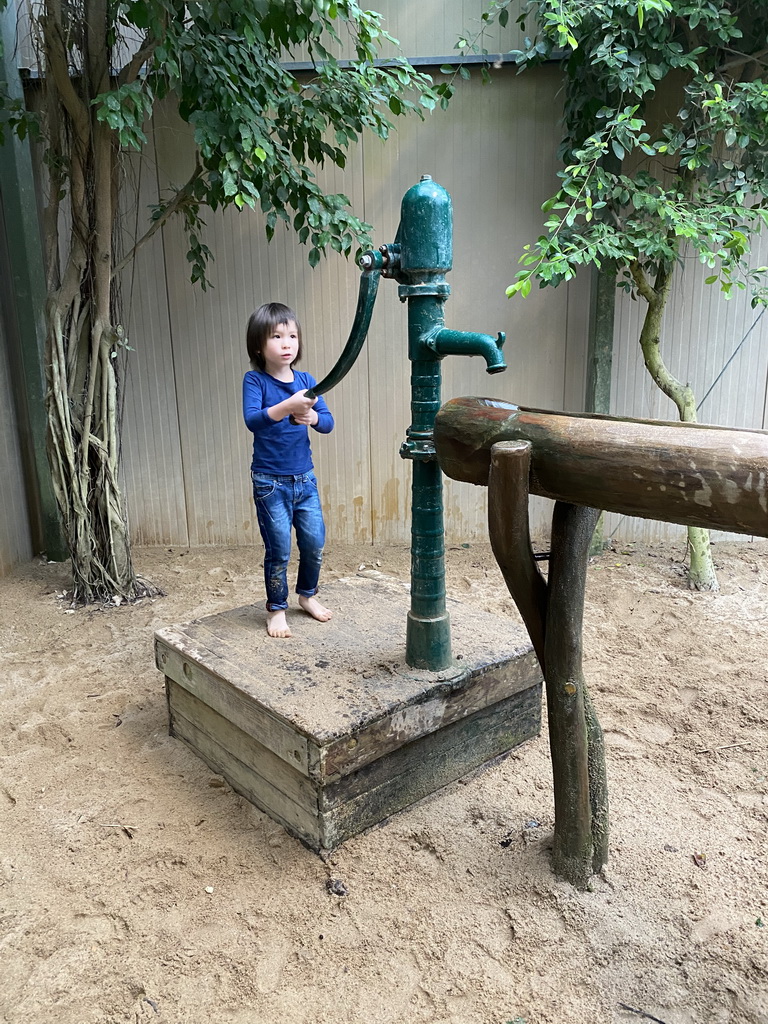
[632,261,719,592]
[41,0,150,604]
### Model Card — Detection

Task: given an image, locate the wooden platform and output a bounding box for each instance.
[155,572,542,851]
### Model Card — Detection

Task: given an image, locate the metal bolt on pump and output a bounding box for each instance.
[306,176,507,671]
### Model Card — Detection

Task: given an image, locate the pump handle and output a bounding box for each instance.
[305,254,383,400]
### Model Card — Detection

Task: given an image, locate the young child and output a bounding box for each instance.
[243,302,334,638]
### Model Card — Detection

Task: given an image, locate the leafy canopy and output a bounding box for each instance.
[1,1,448,281]
[478,0,768,304]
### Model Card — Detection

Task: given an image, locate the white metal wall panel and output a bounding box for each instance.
[0,302,33,575]
[367,0,524,59]
[117,123,190,547]
[151,104,370,547]
[10,0,35,73]
[286,0,523,64]
[607,236,768,544]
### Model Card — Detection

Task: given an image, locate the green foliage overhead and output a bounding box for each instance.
[0,0,453,604]
[473,1,768,304]
[1,0,447,282]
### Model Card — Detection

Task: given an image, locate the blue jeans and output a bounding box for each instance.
[252,471,326,611]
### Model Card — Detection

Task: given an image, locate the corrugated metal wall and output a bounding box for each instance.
[607,239,768,544]
[119,60,588,548]
[5,0,766,567]
[284,0,525,63]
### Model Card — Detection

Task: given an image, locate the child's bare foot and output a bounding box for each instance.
[266,609,292,638]
[298,595,333,622]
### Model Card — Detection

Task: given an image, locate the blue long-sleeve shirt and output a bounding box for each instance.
[243,369,334,475]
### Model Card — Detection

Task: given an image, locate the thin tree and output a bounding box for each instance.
[478,0,768,590]
[0,1,445,602]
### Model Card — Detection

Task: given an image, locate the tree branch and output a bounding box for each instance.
[118,32,161,86]
[112,164,205,277]
[716,46,768,79]
[86,0,110,99]
[629,260,655,304]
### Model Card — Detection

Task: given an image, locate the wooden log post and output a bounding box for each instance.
[489,442,606,888]
[545,500,604,886]
[437,399,768,889]
[435,397,768,536]
[487,441,547,667]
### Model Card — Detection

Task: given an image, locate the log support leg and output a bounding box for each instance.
[488,442,607,889]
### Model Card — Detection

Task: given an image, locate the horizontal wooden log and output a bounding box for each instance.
[434,397,768,537]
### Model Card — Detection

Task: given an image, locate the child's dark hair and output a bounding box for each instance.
[246,302,303,371]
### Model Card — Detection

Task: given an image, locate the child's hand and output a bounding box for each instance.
[272,389,318,425]
[291,403,318,425]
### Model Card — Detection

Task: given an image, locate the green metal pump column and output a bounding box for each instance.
[397,176,454,670]
[354,176,506,671]
[405,303,451,669]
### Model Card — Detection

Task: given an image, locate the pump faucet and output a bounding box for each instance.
[425,328,506,374]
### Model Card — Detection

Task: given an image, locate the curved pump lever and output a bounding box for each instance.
[304,251,384,400]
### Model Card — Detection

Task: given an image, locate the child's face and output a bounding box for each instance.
[262,320,299,376]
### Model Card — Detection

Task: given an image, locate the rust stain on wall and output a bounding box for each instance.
[377,477,401,524]
[352,495,369,542]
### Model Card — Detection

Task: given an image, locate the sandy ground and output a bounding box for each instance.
[0,537,766,1024]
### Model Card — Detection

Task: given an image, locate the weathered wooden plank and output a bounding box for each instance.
[435,397,768,536]
[319,651,541,780]
[167,680,320,843]
[178,605,267,656]
[167,678,541,852]
[319,684,542,849]
[157,636,310,773]
[322,685,541,809]
[158,617,539,783]
[168,681,316,810]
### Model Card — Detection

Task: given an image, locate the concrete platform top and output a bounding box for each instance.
[155,573,537,757]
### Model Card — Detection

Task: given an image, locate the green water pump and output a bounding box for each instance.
[308,175,507,670]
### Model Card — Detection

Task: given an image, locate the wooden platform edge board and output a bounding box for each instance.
[319,683,543,850]
[156,633,310,775]
[166,679,320,845]
[166,674,542,854]
[319,651,542,781]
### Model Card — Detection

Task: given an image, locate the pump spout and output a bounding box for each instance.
[426,328,507,374]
